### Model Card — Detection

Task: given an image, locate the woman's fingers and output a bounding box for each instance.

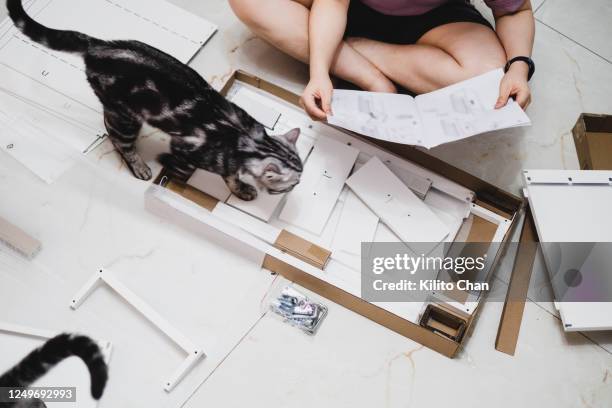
[495,81,512,109]
[301,92,327,120]
[301,77,334,120]
[515,89,530,109]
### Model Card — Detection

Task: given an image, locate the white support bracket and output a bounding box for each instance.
[70,268,205,392]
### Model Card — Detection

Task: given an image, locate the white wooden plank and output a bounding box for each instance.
[231,87,281,129]
[187,170,231,202]
[332,190,379,256]
[212,203,281,245]
[346,157,450,245]
[279,136,359,234]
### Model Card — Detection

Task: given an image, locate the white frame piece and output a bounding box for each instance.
[70,268,205,392]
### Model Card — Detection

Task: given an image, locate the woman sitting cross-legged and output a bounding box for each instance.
[229,0,535,120]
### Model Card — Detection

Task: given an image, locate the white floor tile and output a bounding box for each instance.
[536,0,612,62]
[184,285,612,408]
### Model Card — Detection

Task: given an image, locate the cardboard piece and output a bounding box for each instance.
[573,113,612,170]
[0,216,41,258]
[148,71,524,358]
[273,230,331,270]
[495,206,538,355]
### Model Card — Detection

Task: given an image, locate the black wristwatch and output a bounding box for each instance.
[504,56,535,81]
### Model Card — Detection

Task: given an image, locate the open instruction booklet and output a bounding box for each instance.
[328,69,531,149]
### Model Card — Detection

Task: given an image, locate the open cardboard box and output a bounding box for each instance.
[145,71,523,358]
[573,113,612,170]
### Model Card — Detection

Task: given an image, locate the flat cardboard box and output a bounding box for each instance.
[146,71,523,358]
[573,113,612,170]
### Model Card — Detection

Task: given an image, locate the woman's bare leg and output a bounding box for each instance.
[346,22,507,93]
[229,0,396,92]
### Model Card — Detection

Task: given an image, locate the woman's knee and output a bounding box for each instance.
[229,0,261,27]
[456,48,506,80]
[230,0,311,28]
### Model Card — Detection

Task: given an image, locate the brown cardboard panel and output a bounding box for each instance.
[466,215,499,243]
[420,304,468,342]
[0,216,41,258]
[274,230,331,270]
[495,207,539,356]
[166,180,219,211]
[436,214,503,304]
[262,255,461,358]
[573,113,612,170]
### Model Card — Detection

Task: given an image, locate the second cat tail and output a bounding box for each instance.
[0,333,109,400]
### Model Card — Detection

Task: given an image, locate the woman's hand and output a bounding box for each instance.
[300,74,334,121]
[495,63,532,109]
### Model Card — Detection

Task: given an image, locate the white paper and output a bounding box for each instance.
[329,69,531,149]
[346,157,450,246]
[279,136,359,235]
[328,90,424,145]
[0,0,217,182]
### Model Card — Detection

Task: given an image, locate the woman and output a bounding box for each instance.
[229,0,535,120]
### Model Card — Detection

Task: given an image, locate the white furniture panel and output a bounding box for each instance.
[279,136,359,234]
[525,169,612,331]
[346,157,450,245]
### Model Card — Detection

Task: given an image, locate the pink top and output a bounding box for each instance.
[360,0,524,16]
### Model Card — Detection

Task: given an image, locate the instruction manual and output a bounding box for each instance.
[328,69,531,149]
[0,0,217,182]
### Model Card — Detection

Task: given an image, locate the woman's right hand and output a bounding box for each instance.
[300,74,333,121]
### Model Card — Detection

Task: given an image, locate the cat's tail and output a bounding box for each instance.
[6,0,100,53]
[0,334,108,400]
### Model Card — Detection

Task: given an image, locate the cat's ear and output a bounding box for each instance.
[264,163,281,174]
[282,128,300,145]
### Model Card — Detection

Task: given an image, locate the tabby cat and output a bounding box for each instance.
[7,0,303,201]
[0,333,108,407]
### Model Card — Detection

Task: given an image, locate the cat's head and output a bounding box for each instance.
[245,128,303,195]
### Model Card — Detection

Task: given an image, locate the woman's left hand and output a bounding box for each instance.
[495,63,532,109]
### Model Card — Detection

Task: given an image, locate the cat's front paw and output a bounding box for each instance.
[130,161,153,181]
[233,183,258,201]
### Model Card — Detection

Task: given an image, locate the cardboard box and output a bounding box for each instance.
[146,71,523,358]
[573,113,612,170]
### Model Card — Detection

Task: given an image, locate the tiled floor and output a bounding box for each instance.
[0,1,611,407]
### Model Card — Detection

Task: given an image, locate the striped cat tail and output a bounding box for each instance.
[6,0,98,53]
[0,334,109,400]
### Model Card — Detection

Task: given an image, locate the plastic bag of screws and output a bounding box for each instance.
[269,286,328,335]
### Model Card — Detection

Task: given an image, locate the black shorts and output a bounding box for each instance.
[345,0,493,45]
